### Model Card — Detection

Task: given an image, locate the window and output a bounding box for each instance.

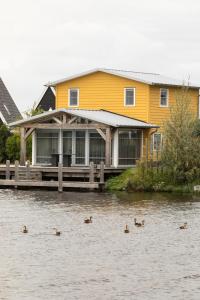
[118,129,142,165]
[36,130,59,164]
[75,131,85,164]
[89,131,105,164]
[68,88,79,107]
[124,88,135,106]
[153,133,162,151]
[160,88,168,107]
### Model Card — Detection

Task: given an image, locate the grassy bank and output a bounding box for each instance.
[106,167,199,193]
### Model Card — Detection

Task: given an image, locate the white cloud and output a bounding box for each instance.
[1,0,200,111]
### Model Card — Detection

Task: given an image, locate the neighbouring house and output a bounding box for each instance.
[0,77,22,124]
[9,68,200,167]
[36,87,55,111]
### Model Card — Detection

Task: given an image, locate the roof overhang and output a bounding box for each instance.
[9,109,159,129]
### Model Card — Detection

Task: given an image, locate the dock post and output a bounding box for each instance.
[58,163,63,192]
[15,160,19,188]
[6,160,10,180]
[89,162,95,183]
[100,161,104,183]
[99,161,105,192]
[26,160,30,180]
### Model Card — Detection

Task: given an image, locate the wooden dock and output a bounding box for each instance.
[0,161,125,192]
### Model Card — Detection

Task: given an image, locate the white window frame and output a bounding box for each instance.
[68,88,79,107]
[124,87,136,107]
[160,88,169,107]
[153,132,162,151]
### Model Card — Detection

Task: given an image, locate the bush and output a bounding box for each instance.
[6,133,32,163]
[6,134,20,162]
[0,125,11,163]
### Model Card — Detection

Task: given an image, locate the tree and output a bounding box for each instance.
[161,86,200,183]
[24,101,44,117]
[0,125,11,163]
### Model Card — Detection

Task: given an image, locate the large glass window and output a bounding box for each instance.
[68,88,79,107]
[89,131,105,164]
[63,131,72,154]
[75,131,85,164]
[36,130,58,164]
[118,129,142,165]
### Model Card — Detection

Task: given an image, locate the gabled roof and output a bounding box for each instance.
[0,78,22,124]
[45,68,200,89]
[36,87,55,111]
[9,108,159,129]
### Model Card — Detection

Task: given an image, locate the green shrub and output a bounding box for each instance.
[6,133,32,163]
[6,134,20,162]
[0,125,11,163]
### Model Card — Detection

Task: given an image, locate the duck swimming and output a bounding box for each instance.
[179,222,187,229]
[84,216,92,224]
[134,218,145,227]
[22,225,28,233]
[124,225,130,233]
[53,228,61,236]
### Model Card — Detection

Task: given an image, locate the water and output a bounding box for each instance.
[0,189,200,300]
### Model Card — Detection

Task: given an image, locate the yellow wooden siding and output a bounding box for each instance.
[149,86,199,130]
[56,71,150,122]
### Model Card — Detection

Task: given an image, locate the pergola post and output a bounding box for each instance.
[20,127,26,166]
[105,127,111,167]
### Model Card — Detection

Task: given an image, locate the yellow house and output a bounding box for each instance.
[47,68,200,154]
[11,68,200,168]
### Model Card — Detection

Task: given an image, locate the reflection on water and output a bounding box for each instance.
[0,189,200,299]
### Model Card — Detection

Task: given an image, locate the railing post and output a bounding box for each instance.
[58,163,63,192]
[15,160,19,182]
[6,160,10,180]
[26,160,30,180]
[100,161,104,183]
[89,161,95,183]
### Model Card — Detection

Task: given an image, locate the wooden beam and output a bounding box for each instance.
[63,114,67,124]
[20,127,26,166]
[68,116,77,124]
[53,117,62,124]
[24,123,108,130]
[96,128,106,141]
[105,127,111,167]
[25,128,34,140]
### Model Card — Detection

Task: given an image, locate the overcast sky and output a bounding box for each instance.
[1,0,200,112]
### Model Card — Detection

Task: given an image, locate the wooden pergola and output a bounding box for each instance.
[18,110,112,167]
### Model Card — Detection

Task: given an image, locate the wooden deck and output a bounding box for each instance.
[0,161,126,192]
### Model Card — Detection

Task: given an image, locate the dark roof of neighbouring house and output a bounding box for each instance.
[0,78,22,124]
[36,87,55,111]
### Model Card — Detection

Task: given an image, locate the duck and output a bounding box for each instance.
[22,225,28,233]
[53,228,61,236]
[179,222,187,229]
[134,218,145,227]
[84,216,92,224]
[124,225,130,233]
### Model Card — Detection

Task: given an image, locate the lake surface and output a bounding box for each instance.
[0,189,200,300]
